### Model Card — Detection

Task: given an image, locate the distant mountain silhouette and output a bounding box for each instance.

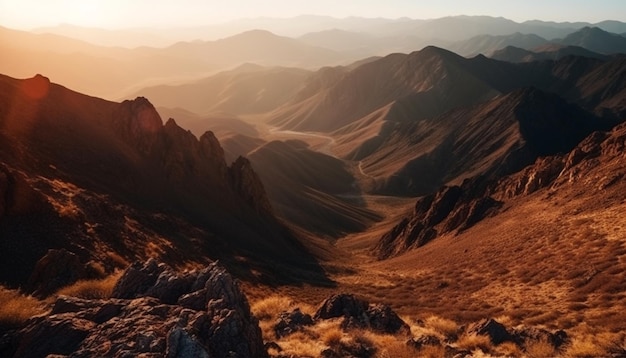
[0,73,328,287]
[446,33,548,57]
[491,45,608,63]
[556,27,626,54]
[133,64,310,116]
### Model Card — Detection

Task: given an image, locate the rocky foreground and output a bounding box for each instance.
[1,260,266,358]
[0,259,578,358]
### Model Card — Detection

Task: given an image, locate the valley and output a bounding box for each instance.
[1,9,626,357]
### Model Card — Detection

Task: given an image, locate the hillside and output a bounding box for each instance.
[0,73,328,290]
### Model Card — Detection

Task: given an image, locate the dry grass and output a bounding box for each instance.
[456,333,493,353]
[275,331,326,357]
[250,295,294,321]
[525,337,557,358]
[321,326,344,346]
[424,315,459,338]
[563,330,625,358]
[55,271,122,299]
[0,286,47,329]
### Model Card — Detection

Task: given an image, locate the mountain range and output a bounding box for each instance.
[4,17,626,100]
[2,14,626,357]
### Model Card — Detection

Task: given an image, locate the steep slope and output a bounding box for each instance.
[376,98,625,258]
[134,64,311,116]
[270,47,503,132]
[361,88,611,196]
[248,140,381,239]
[0,73,328,289]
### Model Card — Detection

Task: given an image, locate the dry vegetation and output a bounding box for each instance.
[55,271,122,299]
[0,271,122,332]
[0,286,47,329]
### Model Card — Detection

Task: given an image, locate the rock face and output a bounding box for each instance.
[376,178,502,259]
[314,294,409,335]
[6,260,268,358]
[26,249,86,298]
[377,113,626,260]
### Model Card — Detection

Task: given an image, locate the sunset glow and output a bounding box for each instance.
[1,0,625,29]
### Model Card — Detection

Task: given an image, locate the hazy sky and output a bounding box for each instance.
[1,0,625,29]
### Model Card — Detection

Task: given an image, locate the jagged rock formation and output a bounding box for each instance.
[377,106,626,259]
[376,179,502,259]
[314,294,410,334]
[0,73,326,291]
[3,260,268,358]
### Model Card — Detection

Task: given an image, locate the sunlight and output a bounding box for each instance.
[66,0,106,27]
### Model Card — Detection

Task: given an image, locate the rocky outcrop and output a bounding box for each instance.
[26,249,86,298]
[6,260,268,358]
[112,97,163,155]
[376,179,502,259]
[229,156,273,216]
[467,318,513,345]
[314,294,409,335]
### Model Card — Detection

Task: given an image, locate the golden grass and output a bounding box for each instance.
[275,331,326,357]
[321,326,344,346]
[525,337,557,358]
[55,271,122,299]
[563,330,625,358]
[564,336,609,358]
[456,333,493,353]
[424,315,459,338]
[250,295,293,321]
[0,286,47,328]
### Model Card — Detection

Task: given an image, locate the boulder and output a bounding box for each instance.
[26,248,86,298]
[315,294,409,335]
[361,304,410,335]
[511,326,568,349]
[467,318,512,345]
[314,294,369,320]
[274,308,314,338]
[111,258,165,299]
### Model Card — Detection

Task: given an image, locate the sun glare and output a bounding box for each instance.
[66,0,106,27]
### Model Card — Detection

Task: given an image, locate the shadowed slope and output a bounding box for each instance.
[248,140,381,239]
[0,73,330,288]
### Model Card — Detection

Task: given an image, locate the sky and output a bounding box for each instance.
[1,0,625,29]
